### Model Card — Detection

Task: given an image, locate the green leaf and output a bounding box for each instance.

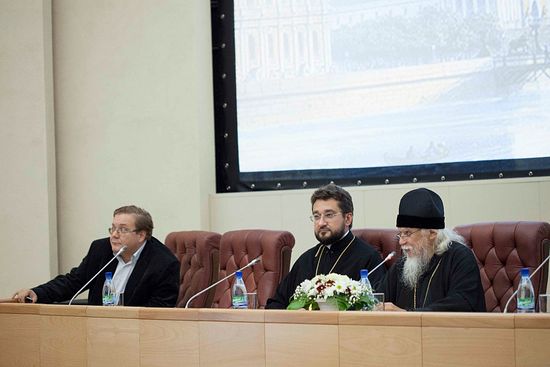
[287,298,307,310]
[333,295,350,311]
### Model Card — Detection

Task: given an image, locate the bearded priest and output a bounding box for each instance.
[383,188,486,312]
[266,184,386,309]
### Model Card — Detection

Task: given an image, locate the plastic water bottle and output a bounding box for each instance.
[232,271,248,309]
[360,269,372,291]
[516,267,535,313]
[102,272,115,306]
[360,269,373,311]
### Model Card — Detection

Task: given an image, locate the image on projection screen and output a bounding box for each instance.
[234,0,550,173]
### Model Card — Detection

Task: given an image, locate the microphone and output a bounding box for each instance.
[503,253,550,313]
[185,256,262,308]
[68,245,127,306]
[368,251,396,277]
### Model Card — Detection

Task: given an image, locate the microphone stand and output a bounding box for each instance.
[503,253,550,313]
[185,256,262,308]
[368,251,396,278]
[68,246,127,306]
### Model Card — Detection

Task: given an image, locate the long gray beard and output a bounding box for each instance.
[401,251,431,290]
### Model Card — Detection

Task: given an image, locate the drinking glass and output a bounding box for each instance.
[539,294,550,313]
[246,292,257,309]
[372,293,385,311]
[113,292,124,306]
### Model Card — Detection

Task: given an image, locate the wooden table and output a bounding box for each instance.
[0,303,548,367]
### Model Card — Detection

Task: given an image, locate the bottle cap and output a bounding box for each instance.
[235,271,242,278]
[360,269,368,278]
[105,271,113,279]
[520,268,530,277]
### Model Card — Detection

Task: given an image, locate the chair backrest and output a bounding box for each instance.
[210,229,295,309]
[454,221,550,313]
[164,230,221,308]
[352,228,401,269]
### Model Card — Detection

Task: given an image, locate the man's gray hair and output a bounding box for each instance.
[434,228,466,255]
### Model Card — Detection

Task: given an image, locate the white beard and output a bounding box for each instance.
[401,246,431,289]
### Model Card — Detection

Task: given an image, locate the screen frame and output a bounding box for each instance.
[211,0,550,193]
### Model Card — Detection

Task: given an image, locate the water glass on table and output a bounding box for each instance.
[246,292,257,309]
[113,292,124,306]
[372,293,385,311]
[539,294,550,313]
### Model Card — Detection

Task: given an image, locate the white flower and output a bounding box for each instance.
[289,272,376,311]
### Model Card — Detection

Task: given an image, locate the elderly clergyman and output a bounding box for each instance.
[383,188,486,312]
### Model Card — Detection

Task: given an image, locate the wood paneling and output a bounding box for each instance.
[515,329,550,367]
[199,308,265,323]
[421,312,514,328]
[422,327,515,367]
[140,320,199,367]
[138,307,199,321]
[200,321,265,367]
[266,323,339,367]
[41,315,87,367]
[87,317,139,367]
[265,309,338,324]
[1,304,550,367]
[0,313,40,367]
[339,310,421,326]
[340,325,421,367]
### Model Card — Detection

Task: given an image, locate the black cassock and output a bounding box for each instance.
[266,231,386,309]
[384,241,486,312]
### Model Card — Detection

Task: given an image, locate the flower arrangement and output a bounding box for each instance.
[287,273,377,311]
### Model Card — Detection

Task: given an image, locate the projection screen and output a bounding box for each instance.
[212,0,550,192]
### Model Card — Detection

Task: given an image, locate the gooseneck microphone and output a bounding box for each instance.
[368,251,396,277]
[68,245,127,306]
[503,253,550,313]
[185,256,262,308]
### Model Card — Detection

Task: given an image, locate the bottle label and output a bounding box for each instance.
[232,295,247,309]
[517,297,535,311]
[103,294,113,306]
[232,284,248,309]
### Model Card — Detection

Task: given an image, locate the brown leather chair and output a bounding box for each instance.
[352,228,401,269]
[210,229,295,309]
[164,230,221,308]
[454,221,550,312]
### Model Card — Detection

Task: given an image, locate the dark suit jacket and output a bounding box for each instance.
[32,236,180,307]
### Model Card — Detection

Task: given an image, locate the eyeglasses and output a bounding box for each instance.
[108,227,138,235]
[310,211,342,222]
[395,229,421,240]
